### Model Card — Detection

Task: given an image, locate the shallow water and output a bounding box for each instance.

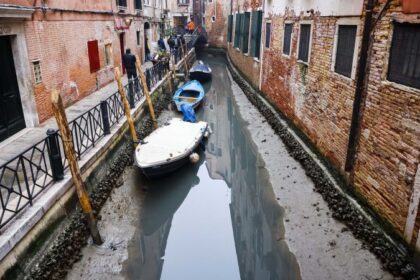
[122,52,301,280]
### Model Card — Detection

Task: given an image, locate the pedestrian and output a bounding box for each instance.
[122,48,139,92]
[145,36,151,62]
[187,20,195,34]
[158,36,166,52]
[167,35,175,53]
[180,34,186,50]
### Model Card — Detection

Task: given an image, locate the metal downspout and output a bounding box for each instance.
[344,0,376,172]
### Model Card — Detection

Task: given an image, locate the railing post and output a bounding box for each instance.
[46,129,64,181]
[100,100,111,135]
[128,78,135,109]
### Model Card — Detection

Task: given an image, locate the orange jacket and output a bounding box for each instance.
[187,21,195,31]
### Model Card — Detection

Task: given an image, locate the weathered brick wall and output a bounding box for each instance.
[205,1,229,48]
[24,12,142,122]
[353,0,420,236]
[228,45,261,88]
[261,13,359,171]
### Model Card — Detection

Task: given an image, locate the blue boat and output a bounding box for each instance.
[189,60,212,81]
[173,80,205,111]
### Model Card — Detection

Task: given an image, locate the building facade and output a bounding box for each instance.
[205,0,420,249]
[0,0,168,142]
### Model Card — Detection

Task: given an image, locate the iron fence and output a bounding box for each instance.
[0,42,195,229]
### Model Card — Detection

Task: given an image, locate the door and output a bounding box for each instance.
[119,33,126,74]
[0,36,25,142]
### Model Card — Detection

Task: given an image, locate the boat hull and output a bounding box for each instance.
[140,151,191,178]
[189,71,212,82]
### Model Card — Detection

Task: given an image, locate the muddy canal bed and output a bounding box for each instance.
[67,52,393,280]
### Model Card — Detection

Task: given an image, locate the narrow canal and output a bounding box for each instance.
[123,52,300,279]
[68,51,391,280]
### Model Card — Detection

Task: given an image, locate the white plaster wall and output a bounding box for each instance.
[265,0,363,16]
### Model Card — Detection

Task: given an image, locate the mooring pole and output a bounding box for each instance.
[180,43,189,77]
[115,67,139,147]
[135,55,158,130]
[50,90,103,245]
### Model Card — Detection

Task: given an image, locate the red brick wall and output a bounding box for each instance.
[353,1,420,235]
[25,11,142,122]
[205,1,229,48]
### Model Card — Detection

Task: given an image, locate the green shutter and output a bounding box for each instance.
[250,10,263,58]
[242,12,250,53]
[227,15,233,43]
[238,13,244,50]
[234,14,241,48]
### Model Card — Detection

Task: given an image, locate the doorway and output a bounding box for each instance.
[0,36,25,142]
[119,32,126,74]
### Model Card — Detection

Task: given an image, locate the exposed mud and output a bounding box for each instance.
[223,52,419,279]
[23,89,172,280]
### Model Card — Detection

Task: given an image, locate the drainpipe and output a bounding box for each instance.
[344,0,376,172]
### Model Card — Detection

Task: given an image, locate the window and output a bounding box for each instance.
[177,0,189,4]
[283,23,293,55]
[227,15,233,43]
[250,10,263,58]
[32,60,42,84]
[104,44,112,66]
[234,13,242,48]
[298,24,311,63]
[116,0,127,8]
[134,0,142,10]
[87,40,100,73]
[144,0,151,6]
[334,25,357,78]
[241,12,250,53]
[388,22,420,89]
[136,31,141,46]
[265,22,271,48]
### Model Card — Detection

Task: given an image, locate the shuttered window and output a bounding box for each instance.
[117,0,127,8]
[388,22,420,89]
[227,15,233,43]
[335,25,357,77]
[238,13,244,50]
[265,22,271,48]
[241,12,251,53]
[283,23,293,55]
[134,0,142,10]
[298,24,311,63]
[250,10,263,58]
[87,40,100,73]
[234,13,242,48]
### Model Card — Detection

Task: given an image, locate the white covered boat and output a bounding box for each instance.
[135,118,208,178]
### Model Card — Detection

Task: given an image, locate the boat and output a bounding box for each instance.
[173,80,205,111]
[189,60,212,81]
[135,118,208,178]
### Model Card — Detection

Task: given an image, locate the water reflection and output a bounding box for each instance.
[123,52,301,280]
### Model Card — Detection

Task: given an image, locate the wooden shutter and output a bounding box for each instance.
[283,23,292,55]
[234,14,242,48]
[135,0,142,9]
[242,12,251,53]
[298,24,311,62]
[388,22,420,89]
[250,11,263,58]
[227,15,233,43]
[265,22,271,48]
[87,40,100,73]
[334,25,357,77]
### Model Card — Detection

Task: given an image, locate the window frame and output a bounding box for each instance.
[144,0,151,7]
[296,21,313,65]
[134,0,142,10]
[386,21,420,90]
[32,60,42,84]
[227,14,233,43]
[282,22,293,57]
[116,0,127,9]
[250,10,263,59]
[241,12,251,53]
[234,12,242,49]
[331,18,361,80]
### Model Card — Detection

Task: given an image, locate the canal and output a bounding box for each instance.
[123,52,300,280]
[67,51,392,280]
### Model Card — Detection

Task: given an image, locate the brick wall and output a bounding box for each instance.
[24,12,142,122]
[205,1,229,48]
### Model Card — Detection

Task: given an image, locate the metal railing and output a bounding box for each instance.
[0,45,193,230]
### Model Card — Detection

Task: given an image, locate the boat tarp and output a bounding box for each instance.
[180,103,196,123]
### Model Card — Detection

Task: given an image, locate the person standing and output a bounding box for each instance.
[122,48,138,92]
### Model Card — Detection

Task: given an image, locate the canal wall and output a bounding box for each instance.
[0,50,196,279]
[208,47,419,278]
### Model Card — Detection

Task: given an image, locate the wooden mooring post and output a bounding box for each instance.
[180,43,189,77]
[50,90,103,245]
[135,56,158,130]
[114,67,139,146]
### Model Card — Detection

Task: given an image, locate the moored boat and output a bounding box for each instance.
[173,80,205,111]
[189,60,212,81]
[135,118,208,178]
